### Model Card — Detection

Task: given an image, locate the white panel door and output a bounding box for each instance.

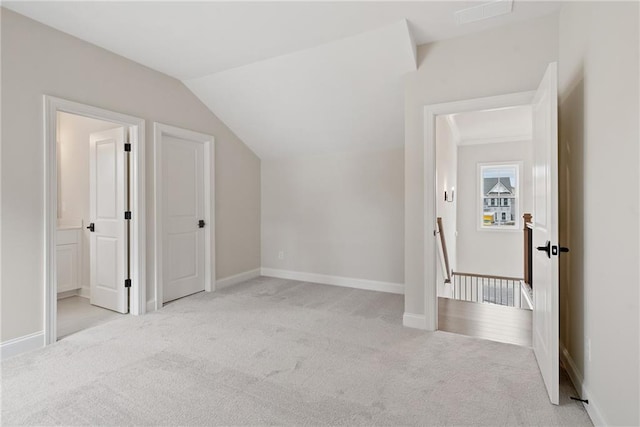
[89,127,128,314]
[532,62,560,404]
[161,135,206,303]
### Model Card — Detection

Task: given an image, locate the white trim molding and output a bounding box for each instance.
[78,286,91,299]
[261,268,404,294]
[423,91,536,332]
[43,95,146,346]
[153,123,215,311]
[560,343,606,426]
[458,134,531,146]
[1,332,44,360]
[403,312,428,330]
[216,268,261,290]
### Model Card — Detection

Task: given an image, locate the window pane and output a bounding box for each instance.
[480,164,518,228]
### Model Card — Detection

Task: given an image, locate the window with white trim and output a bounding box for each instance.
[479,163,520,230]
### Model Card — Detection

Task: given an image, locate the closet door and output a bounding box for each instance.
[160,135,206,303]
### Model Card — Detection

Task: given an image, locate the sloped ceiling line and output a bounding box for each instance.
[184,20,417,159]
[4,1,560,159]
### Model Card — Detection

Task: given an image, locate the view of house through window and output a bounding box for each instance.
[479,163,519,229]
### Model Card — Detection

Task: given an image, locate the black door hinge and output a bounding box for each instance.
[124,278,132,288]
[124,143,132,152]
[124,211,132,220]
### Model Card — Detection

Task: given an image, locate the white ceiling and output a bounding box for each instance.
[185,20,416,158]
[5,1,558,158]
[445,105,533,146]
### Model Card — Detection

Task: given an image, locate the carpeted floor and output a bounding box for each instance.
[2,276,592,426]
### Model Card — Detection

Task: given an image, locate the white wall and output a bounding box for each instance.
[404,13,558,317]
[57,112,119,293]
[1,9,261,342]
[435,116,456,297]
[558,2,639,425]
[456,140,532,278]
[261,148,404,285]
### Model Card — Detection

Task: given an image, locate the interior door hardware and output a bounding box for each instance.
[570,396,588,404]
[87,223,95,232]
[551,245,570,256]
[198,219,205,228]
[536,240,551,258]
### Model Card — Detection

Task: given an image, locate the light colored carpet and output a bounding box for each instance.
[2,276,591,426]
[57,295,123,339]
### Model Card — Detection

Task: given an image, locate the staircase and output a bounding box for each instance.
[437,214,533,311]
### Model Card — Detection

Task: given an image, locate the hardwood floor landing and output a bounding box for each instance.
[438,297,532,347]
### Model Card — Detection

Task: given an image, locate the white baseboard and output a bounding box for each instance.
[403,312,428,329]
[261,268,404,295]
[560,342,606,426]
[216,268,261,290]
[57,289,80,300]
[146,299,157,312]
[1,331,44,360]
[78,286,90,299]
[560,342,585,397]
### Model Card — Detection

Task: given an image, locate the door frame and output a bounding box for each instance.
[152,122,215,310]
[43,95,146,345]
[423,91,535,331]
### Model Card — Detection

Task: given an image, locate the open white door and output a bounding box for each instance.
[160,134,207,303]
[89,127,128,314]
[532,62,560,404]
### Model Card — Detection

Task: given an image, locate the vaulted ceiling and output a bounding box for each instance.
[4,1,559,158]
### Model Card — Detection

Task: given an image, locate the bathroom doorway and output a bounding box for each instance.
[44,96,146,344]
[56,113,126,338]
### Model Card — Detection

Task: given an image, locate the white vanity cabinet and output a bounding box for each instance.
[56,227,82,293]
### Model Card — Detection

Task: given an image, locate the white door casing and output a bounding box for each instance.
[44,95,146,346]
[89,127,128,314]
[154,123,214,307]
[532,62,560,405]
[421,91,535,332]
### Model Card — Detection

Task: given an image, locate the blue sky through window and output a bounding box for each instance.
[482,166,516,187]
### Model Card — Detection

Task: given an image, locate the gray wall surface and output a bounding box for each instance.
[1,9,261,342]
[558,2,639,425]
[435,116,457,297]
[261,148,404,284]
[456,140,533,278]
[403,13,559,316]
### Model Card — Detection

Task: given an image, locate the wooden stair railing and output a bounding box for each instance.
[436,217,452,284]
